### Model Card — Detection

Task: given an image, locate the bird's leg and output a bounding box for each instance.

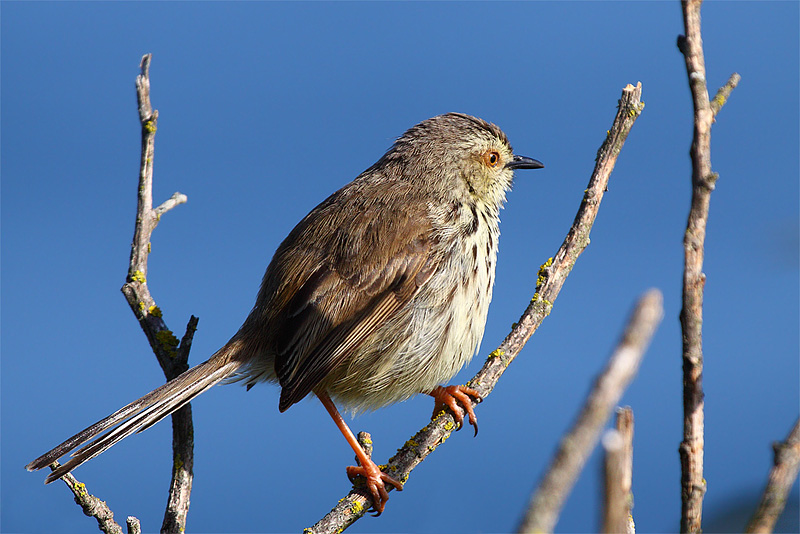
[316,390,402,515]
[429,385,481,436]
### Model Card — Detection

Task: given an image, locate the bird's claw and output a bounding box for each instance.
[346,462,403,515]
[430,385,481,436]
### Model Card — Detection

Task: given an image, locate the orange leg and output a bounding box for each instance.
[429,385,482,436]
[316,390,402,515]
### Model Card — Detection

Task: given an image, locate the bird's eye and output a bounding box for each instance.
[484,151,501,168]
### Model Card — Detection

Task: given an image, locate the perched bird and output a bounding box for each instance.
[27,112,543,513]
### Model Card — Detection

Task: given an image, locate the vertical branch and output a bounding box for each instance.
[602,408,635,534]
[677,2,740,532]
[746,418,800,533]
[120,53,194,534]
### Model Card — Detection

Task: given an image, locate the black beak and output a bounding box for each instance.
[506,155,544,170]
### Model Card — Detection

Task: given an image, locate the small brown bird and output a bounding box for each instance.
[26,113,543,513]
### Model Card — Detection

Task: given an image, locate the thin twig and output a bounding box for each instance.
[306,82,645,534]
[746,418,800,533]
[603,408,635,534]
[518,289,663,533]
[677,2,740,531]
[155,192,189,218]
[710,73,741,117]
[119,53,194,534]
[49,462,128,534]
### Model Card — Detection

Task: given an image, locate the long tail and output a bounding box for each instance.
[26,348,244,483]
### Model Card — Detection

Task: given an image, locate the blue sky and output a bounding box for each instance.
[2,2,798,533]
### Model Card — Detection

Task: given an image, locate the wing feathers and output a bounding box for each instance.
[276,235,437,412]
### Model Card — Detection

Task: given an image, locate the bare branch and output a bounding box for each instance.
[122,53,195,534]
[603,408,635,534]
[161,317,198,532]
[306,83,645,533]
[49,461,129,534]
[677,2,740,531]
[518,289,663,533]
[746,418,800,533]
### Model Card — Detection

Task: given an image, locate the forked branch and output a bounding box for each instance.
[119,53,195,534]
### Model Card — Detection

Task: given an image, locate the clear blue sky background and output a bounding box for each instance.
[2,2,798,533]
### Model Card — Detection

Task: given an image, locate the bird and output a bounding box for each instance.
[26,112,544,514]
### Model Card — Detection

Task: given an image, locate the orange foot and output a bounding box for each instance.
[346,458,403,515]
[429,385,482,436]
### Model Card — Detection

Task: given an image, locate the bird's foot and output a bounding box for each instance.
[429,385,481,436]
[346,459,403,515]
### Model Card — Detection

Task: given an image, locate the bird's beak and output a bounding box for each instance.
[506,155,544,170]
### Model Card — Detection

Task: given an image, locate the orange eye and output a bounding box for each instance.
[484,151,501,168]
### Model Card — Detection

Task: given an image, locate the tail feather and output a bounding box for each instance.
[26,354,242,483]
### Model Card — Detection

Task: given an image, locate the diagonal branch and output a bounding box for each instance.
[307,82,645,534]
[518,290,662,534]
[50,462,129,534]
[746,418,800,533]
[710,73,741,117]
[677,2,740,532]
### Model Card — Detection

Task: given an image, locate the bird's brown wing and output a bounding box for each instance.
[273,221,437,412]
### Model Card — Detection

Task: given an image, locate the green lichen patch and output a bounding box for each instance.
[488,348,505,359]
[74,481,89,498]
[156,329,180,357]
[536,258,553,287]
[349,500,365,515]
